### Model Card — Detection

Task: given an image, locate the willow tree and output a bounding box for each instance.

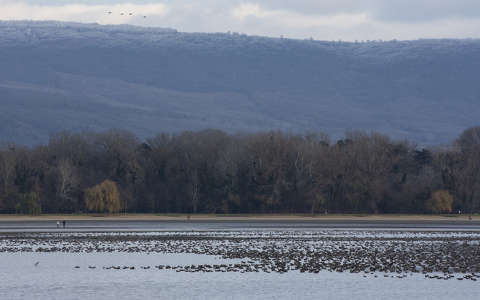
[426,190,453,214]
[84,180,120,214]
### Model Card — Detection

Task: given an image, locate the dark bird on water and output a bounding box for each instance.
[34,261,39,267]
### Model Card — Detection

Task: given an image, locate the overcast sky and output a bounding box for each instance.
[2,0,480,40]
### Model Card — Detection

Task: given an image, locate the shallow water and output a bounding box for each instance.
[0,252,478,300]
[1,230,480,299]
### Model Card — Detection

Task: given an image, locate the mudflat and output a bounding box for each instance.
[0,214,479,232]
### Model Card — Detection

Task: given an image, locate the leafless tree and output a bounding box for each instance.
[56,159,78,210]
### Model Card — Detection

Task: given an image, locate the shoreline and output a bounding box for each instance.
[0,213,477,222]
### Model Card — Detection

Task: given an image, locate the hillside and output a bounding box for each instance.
[1,21,479,145]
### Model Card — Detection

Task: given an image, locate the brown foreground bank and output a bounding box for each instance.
[0,214,478,222]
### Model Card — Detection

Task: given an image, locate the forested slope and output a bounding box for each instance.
[1,21,480,145]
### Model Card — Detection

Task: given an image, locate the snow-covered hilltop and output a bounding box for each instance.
[2,21,478,57]
[1,21,479,145]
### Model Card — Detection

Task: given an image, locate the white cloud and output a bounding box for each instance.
[232,3,267,19]
[232,3,368,29]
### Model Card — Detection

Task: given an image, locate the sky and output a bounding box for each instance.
[1,0,480,41]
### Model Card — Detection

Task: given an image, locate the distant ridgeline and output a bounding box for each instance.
[1,21,480,145]
[0,127,480,215]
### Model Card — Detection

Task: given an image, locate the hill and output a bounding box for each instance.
[1,21,479,145]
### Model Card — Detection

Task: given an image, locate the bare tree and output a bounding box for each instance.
[456,126,480,152]
[56,159,78,210]
[0,145,16,195]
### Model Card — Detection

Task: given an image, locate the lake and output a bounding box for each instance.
[0,221,479,299]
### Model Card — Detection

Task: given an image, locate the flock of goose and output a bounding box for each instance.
[106,11,147,18]
[2,231,480,281]
[71,262,480,281]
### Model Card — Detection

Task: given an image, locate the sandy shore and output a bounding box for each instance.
[0,213,477,222]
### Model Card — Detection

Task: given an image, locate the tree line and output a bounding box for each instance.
[1,127,480,215]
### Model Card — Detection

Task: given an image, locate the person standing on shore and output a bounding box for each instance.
[56,221,60,228]
[62,220,66,228]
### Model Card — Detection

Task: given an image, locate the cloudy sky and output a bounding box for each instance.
[1,0,480,40]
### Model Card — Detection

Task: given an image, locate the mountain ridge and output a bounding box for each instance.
[1,20,479,145]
